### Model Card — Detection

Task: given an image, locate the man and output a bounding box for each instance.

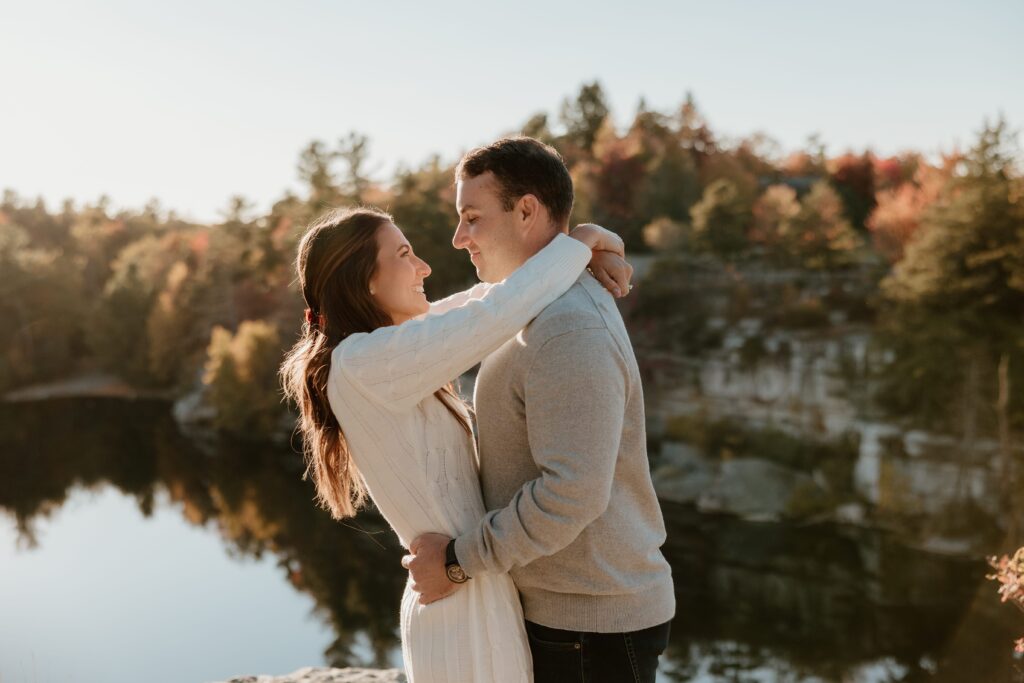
[404,136,675,682]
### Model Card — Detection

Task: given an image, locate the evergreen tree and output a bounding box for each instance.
[559,81,611,155]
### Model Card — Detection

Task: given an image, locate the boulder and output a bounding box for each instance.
[220,667,405,683]
[697,457,824,522]
[652,441,716,505]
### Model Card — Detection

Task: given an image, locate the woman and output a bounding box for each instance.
[279,207,629,682]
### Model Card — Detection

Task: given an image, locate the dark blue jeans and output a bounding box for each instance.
[525,619,672,683]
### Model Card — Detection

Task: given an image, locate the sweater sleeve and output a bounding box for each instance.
[334,233,592,412]
[419,282,493,318]
[454,326,627,577]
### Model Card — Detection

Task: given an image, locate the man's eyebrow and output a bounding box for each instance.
[459,205,478,215]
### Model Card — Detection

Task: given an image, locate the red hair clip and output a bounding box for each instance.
[305,308,327,330]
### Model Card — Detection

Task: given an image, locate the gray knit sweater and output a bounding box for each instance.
[453,271,676,633]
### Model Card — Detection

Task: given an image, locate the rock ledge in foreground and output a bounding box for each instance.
[220,666,405,683]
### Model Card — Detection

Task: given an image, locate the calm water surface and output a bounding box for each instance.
[1,398,1021,683]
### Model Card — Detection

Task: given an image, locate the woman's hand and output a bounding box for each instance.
[588,250,634,298]
[569,223,625,258]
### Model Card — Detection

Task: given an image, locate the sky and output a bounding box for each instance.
[2,0,1022,223]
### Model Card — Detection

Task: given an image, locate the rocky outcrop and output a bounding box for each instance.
[653,441,835,522]
[220,667,405,683]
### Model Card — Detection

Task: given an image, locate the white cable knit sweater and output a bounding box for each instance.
[326,233,592,683]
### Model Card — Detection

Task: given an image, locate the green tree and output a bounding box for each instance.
[634,134,701,229]
[675,91,716,162]
[203,320,286,438]
[87,261,156,384]
[788,181,864,269]
[520,112,556,146]
[86,231,198,386]
[880,118,1024,497]
[337,131,373,203]
[0,223,84,391]
[690,179,752,257]
[298,140,341,210]
[559,81,611,155]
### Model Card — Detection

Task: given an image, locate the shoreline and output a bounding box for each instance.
[2,372,173,403]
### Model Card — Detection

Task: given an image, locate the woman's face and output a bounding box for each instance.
[369,222,432,325]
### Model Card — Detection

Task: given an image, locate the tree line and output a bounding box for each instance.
[1,82,1021,445]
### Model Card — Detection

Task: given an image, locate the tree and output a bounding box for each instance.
[828,151,877,230]
[87,231,196,385]
[690,179,752,257]
[297,140,340,209]
[675,92,716,167]
[203,320,286,438]
[87,261,156,384]
[642,217,689,251]
[750,184,801,262]
[866,157,953,263]
[221,195,255,224]
[520,112,556,147]
[633,128,701,229]
[337,131,373,203]
[880,118,1024,497]
[589,121,648,247]
[787,181,864,269]
[147,260,202,387]
[0,223,84,391]
[559,81,611,154]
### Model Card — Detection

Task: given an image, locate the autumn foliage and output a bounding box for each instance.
[0,83,1020,445]
[988,547,1024,654]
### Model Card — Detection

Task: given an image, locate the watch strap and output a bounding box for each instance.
[445,538,459,568]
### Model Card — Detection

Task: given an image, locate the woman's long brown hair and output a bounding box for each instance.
[279,207,472,520]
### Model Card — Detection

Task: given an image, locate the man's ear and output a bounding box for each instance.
[516,194,540,231]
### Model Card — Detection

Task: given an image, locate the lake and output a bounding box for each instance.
[1,398,1021,682]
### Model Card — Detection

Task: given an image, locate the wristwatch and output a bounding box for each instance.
[445,539,470,584]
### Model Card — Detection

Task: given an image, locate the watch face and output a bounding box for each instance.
[446,565,468,583]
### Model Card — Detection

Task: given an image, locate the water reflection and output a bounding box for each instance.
[0,397,406,671]
[1,398,1021,682]
[660,504,1021,681]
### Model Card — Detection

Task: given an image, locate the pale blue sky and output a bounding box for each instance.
[2,0,1021,223]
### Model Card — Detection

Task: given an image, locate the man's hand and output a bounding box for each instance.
[403,532,463,605]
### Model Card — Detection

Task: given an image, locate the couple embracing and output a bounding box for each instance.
[280,136,675,682]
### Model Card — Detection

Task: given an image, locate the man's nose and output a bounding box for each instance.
[452,221,469,249]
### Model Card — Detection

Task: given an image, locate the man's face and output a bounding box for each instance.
[453,171,525,283]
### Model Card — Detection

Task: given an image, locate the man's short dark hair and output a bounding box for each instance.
[455,136,574,227]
